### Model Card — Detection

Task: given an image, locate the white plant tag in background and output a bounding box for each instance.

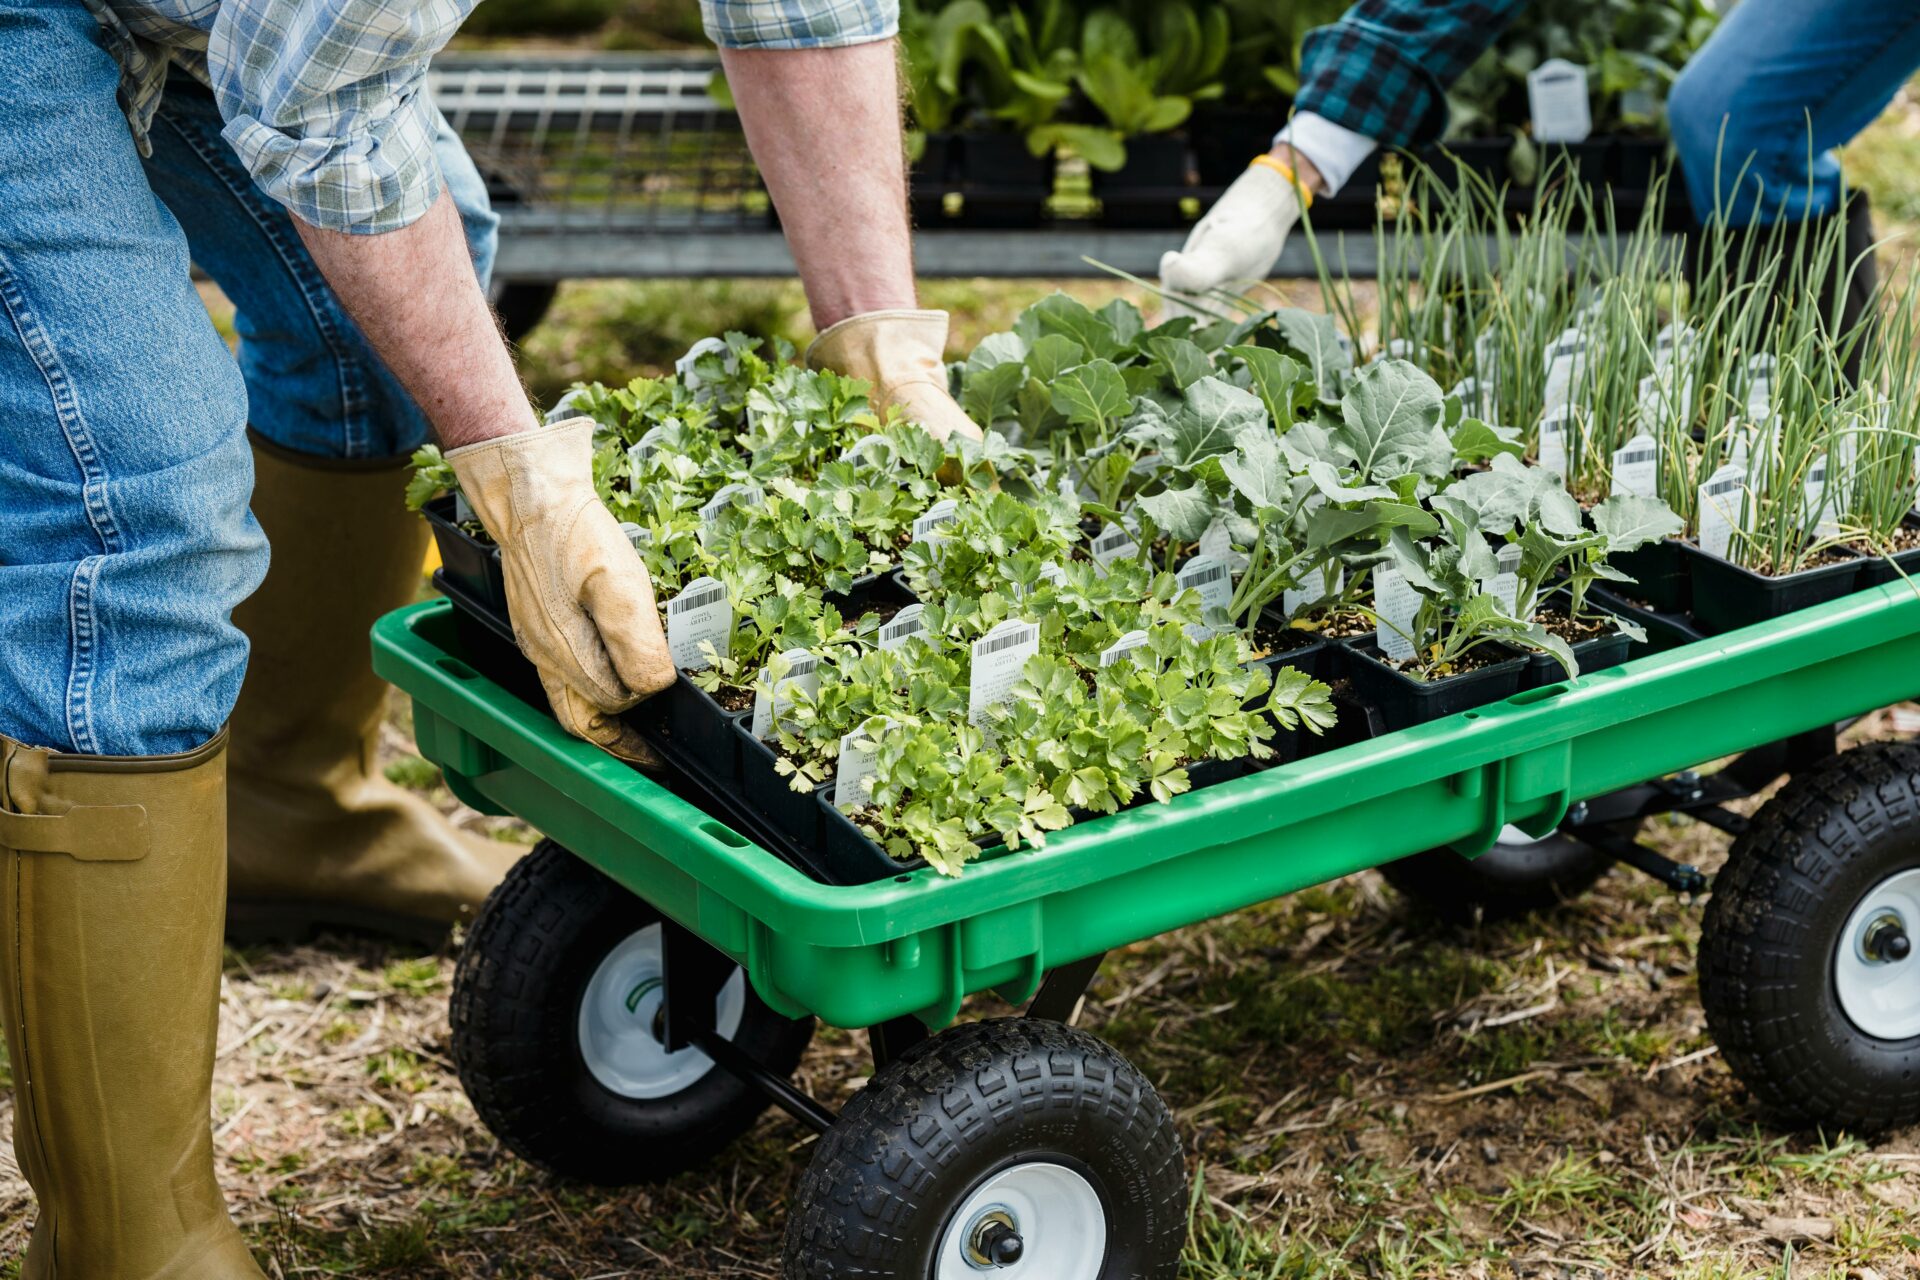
[543,388,587,424]
[666,575,731,671]
[1541,329,1589,413]
[1482,543,1523,617]
[699,482,762,527]
[1448,377,1483,418]
[1652,323,1697,372]
[912,498,959,544]
[1384,338,1415,361]
[453,491,475,525]
[1372,568,1421,663]
[1175,555,1233,621]
[833,716,893,811]
[840,434,896,467]
[618,521,647,552]
[1610,432,1659,498]
[1283,564,1342,617]
[1801,456,1842,539]
[878,603,927,651]
[1537,407,1572,477]
[1089,521,1139,568]
[1475,330,1501,390]
[1036,561,1070,587]
[1528,58,1593,143]
[629,424,669,468]
[1696,463,1746,559]
[749,647,820,740]
[1099,629,1151,667]
[968,620,1040,728]
[1197,519,1249,576]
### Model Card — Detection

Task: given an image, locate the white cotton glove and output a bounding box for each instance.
[808,309,983,443]
[1159,158,1308,318]
[446,419,675,767]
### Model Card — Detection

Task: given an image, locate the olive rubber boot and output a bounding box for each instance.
[226,435,521,945]
[0,730,267,1280]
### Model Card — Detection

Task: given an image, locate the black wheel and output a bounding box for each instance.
[1380,823,1624,923]
[1700,741,1920,1132]
[783,1018,1186,1280]
[450,840,814,1184]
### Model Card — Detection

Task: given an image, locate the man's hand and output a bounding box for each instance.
[444,420,675,766]
[809,310,982,442]
[1159,151,1322,315]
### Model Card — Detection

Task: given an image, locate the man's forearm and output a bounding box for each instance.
[293,191,534,450]
[720,41,916,330]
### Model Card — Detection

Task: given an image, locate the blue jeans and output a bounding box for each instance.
[0,1,497,757]
[1668,0,1920,225]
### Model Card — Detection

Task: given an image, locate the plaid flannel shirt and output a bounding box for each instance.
[84,0,897,236]
[1297,0,1528,148]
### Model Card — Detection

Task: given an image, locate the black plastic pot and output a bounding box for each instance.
[1341,644,1528,733]
[733,718,824,851]
[911,131,957,226]
[1587,585,1704,658]
[635,677,748,784]
[826,566,915,620]
[1246,621,1333,685]
[1090,133,1190,228]
[1190,105,1285,188]
[1514,597,1632,692]
[1853,517,1920,588]
[424,495,508,624]
[1608,538,1692,613]
[433,568,549,711]
[954,131,1052,228]
[1681,542,1865,635]
[817,787,941,881]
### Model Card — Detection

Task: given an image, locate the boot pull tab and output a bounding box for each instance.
[0,805,150,862]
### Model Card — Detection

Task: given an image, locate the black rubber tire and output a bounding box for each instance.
[450,840,814,1185]
[783,1018,1186,1280]
[1700,740,1920,1132]
[1380,827,1624,924]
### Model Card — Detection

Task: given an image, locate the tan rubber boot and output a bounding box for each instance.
[0,730,267,1279]
[226,435,521,945]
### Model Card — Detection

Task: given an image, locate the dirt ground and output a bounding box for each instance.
[2,702,1914,1279]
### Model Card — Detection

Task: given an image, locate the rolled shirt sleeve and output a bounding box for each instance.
[700,0,897,49]
[1296,0,1528,149]
[206,0,476,234]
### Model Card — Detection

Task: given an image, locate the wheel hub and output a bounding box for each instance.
[577,924,747,1099]
[936,1162,1105,1280]
[1835,869,1920,1041]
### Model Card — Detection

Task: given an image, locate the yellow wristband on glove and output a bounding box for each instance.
[1249,154,1313,209]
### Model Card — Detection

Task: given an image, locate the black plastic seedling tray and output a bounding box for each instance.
[1340,643,1528,733]
[1682,542,1865,635]
[1608,538,1691,613]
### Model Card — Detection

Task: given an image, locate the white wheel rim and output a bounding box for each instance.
[1834,868,1920,1041]
[1495,824,1542,848]
[934,1161,1106,1280]
[577,925,746,1099]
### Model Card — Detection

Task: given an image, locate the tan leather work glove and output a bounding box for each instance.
[808,309,983,442]
[446,419,675,766]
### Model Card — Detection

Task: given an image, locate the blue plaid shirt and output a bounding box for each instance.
[86,0,898,236]
[1297,0,1526,147]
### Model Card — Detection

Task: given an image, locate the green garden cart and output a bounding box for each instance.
[372,582,1920,1279]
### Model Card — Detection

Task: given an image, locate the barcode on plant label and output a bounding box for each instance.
[841,434,895,466]
[1099,629,1150,667]
[1802,459,1841,538]
[912,499,958,543]
[1610,433,1659,499]
[1090,522,1139,568]
[1541,328,1588,412]
[630,424,668,466]
[1482,543,1523,617]
[1037,561,1069,586]
[968,620,1039,729]
[1283,566,1340,617]
[699,483,762,524]
[543,388,586,424]
[666,575,731,670]
[879,603,926,651]
[1537,409,1571,477]
[749,647,820,740]
[1696,464,1746,559]
[618,521,647,552]
[834,715,893,811]
[1373,568,1421,663]
[1176,555,1233,619]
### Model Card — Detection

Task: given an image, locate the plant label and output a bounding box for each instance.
[1696,463,1747,559]
[1099,629,1151,667]
[1372,568,1421,663]
[750,647,820,740]
[1527,59,1592,143]
[1197,519,1249,577]
[833,716,893,812]
[1482,543,1523,617]
[878,603,927,652]
[968,619,1040,729]
[1176,555,1233,622]
[1541,329,1589,413]
[1089,521,1139,569]
[618,521,648,552]
[1801,456,1842,540]
[1652,323,1697,372]
[1449,377,1484,419]
[697,483,763,546]
[1383,338,1415,362]
[1037,561,1070,587]
[1537,407,1572,478]
[1474,330,1501,389]
[912,498,959,544]
[666,575,731,671]
[1611,433,1659,499]
[543,387,587,424]
[453,491,475,525]
[629,424,670,468]
[1283,564,1341,617]
[840,434,896,467]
